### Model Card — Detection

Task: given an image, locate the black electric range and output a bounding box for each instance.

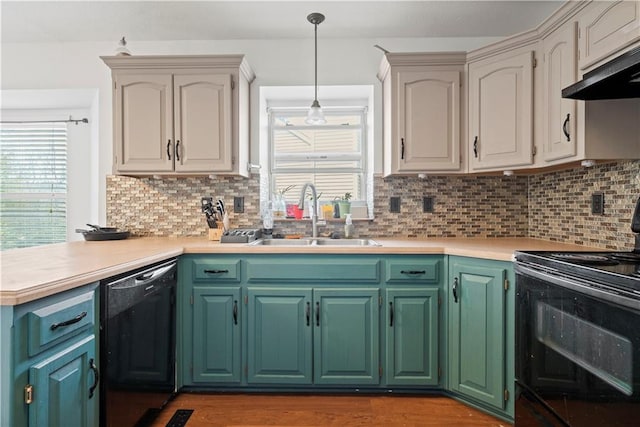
[514,250,640,426]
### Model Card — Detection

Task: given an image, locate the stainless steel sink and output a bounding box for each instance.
[248,238,381,247]
[248,238,315,246]
[313,238,381,246]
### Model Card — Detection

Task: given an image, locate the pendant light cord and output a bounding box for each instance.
[314,21,318,103]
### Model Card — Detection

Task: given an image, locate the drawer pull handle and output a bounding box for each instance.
[389,302,394,327]
[453,277,459,303]
[306,302,311,326]
[233,300,238,325]
[166,139,172,160]
[175,140,181,162]
[204,269,229,274]
[473,136,478,158]
[400,270,425,275]
[316,301,320,327]
[88,358,99,399]
[50,311,87,331]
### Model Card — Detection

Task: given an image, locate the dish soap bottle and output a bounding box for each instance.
[344,214,354,239]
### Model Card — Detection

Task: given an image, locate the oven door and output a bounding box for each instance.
[515,263,640,426]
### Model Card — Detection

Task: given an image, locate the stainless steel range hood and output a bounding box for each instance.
[562,46,640,100]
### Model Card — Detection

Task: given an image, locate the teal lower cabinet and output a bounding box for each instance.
[28,335,97,427]
[247,288,313,384]
[180,254,449,391]
[385,288,439,386]
[191,286,242,384]
[447,256,514,419]
[314,288,380,385]
[1,283,99,427]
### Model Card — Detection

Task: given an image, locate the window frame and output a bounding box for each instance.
[268,106,368,201]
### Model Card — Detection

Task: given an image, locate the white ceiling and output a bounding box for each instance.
[1,0,564,43]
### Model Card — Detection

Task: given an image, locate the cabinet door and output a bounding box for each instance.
[313,288,380,385]
[385,288,439,386]
[468,51,534,171]
[28,335,98,427]
[247,288,313,384]
[114,73,173,173]
[396,70,461,172]
[579,0,640,71]
[192,287,241,383]
[174,74,233,173]
[449,261,506,410]
[543,22,578,162]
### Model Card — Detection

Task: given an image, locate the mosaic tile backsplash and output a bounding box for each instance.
[528,160,640,251]
[107,174,529,239]
[106,159,639,249]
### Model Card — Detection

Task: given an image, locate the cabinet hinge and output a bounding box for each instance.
[504,279,510,291]
[244,295,248,305]
[504,389,510,402]
[231,78,236,90]
[24,384,33,405]
[379,366,383,378]
[114,81,117,90]
[232,156,236,166]
[190,295,194,305]
[532,146,537,157]
[533,58,538,68]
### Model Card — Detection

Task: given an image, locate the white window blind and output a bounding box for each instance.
[270,108,366,201]
[0,123,67,250]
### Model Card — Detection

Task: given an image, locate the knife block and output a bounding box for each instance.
[208,228,223,241]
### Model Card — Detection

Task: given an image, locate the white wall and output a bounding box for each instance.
[1,36,499,222]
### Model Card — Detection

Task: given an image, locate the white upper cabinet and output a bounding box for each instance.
[102,55,255,176]
[114,73,174,173]
[468,49,534,171]
[378,53,465,176]
[578,0,640,71]
[542,21,578,162]
[173,74,232,173]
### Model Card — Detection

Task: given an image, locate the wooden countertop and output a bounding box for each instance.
[0,236,600,306]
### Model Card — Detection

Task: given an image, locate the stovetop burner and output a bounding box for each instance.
[610,252,640,262]
[549,253,619,265]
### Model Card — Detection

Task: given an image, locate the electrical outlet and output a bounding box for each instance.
[423,196,435,213]
[234,196,244,213]
[591,192,604,215]
[390,197,401,213]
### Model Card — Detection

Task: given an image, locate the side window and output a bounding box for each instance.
[0,122,67,249]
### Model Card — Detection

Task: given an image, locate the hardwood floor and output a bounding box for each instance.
[150,393,511,427]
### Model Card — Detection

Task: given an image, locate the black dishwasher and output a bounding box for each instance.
[100,258,177,427]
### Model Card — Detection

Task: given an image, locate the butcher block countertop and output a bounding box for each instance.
[0,236,600,306]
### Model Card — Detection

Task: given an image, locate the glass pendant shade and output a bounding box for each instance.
[306,100,326,125]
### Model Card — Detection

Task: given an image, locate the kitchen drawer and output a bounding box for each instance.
[246,256,381,283]
[386,257,441,284]
[192,258,241,283]
[27,288,95,357]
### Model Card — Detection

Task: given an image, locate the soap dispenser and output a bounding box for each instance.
[344,214,354,239]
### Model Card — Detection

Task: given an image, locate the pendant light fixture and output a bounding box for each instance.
[306,12,326,125]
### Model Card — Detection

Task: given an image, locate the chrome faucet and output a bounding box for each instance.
[299,182,320,238]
